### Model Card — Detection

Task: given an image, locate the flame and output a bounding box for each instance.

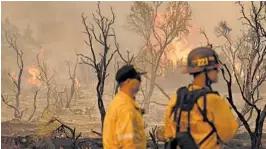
[231,58,245,83]
[27,66,41,86]
[167,40,192,67]
[27,48,44,86]
[150,12,195,72]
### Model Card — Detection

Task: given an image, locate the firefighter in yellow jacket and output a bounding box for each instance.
[164,47,239,149]
[103,64,147,149]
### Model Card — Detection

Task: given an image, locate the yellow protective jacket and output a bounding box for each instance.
[164,85,239,149]
[103,91,146,149]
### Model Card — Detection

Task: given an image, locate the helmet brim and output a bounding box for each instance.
[183,64,222,74]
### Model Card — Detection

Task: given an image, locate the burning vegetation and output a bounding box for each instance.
[1,1,266,149]
[27,65,41,87]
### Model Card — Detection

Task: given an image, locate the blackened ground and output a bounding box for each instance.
[2,135,266,149]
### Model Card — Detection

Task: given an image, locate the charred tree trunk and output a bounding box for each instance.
[78,2,119,132]
[96,76,106,127]
[2,30,26,121]
[144,66,157,113]
[96,60,107,127]
[220,61,266,149]
[144,49,165,113]
[42,87,51,117]
[28,90,39,121]
[251,105,266,149]
[127,2,191,114]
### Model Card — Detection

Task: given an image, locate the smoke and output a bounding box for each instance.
[2,1,244,88]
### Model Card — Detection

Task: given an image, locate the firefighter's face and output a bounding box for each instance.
[131,79,140,94]
[127,78,141,95]
[207,68,219,83]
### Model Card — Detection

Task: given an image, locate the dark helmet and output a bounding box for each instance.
[183,47,221,74]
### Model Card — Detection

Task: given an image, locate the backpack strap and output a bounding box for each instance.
[193,90,221,146]
[172,86,188,134]
[171,86,188,120]
[171,87,222,147]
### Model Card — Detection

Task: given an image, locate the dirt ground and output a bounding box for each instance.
[1,86,266,149]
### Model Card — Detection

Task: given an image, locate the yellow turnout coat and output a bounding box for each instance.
[164,85,239,149]
[103,91,146,149]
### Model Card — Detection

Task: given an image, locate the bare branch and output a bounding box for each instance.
[143,74,171,100]
[91,129,102,137]
[4,30,24,120]
[149,126,159,148]
[1,94,19,113]
[81,13,97,65]
[28,90,39,121]
[220,63,253,135]
[79,2,119,128]
[8,72,18,88]
[150,101,167,106]
[106,50,118,67]
[200,29,213,48]
[36,53,54,117]
[127,2,191,112]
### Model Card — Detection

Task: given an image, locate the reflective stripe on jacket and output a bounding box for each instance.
[103,91,146,149]
[164,85,239,149]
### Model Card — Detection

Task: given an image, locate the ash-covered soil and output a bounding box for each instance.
[2,86,266,149]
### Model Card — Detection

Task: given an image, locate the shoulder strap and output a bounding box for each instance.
[193,89,221,146]
[171,86,188,134]
[193,89,219,122]
[171,86,221,145]
[171,86,187,118]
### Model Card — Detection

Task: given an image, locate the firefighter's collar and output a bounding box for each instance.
[118,91,144,114]
[119,91,137,105]
[188,84,204,90]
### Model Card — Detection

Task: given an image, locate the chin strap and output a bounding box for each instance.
[204,68,213,90]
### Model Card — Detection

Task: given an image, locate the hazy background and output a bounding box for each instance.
[2,1,266,128]
[1,1,246,92]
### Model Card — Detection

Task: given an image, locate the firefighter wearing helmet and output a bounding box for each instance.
[103,64,147,149]
[163,47,239,149]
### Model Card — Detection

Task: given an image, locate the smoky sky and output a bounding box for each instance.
[1,1,247,86]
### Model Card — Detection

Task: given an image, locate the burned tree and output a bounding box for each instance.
[114,37,135,95]
[65,57,79,108]
[52,87,66,110]
[28,89,39,121]
[36,54,56,117]
[77,2,118,126]
[207,2,266,148]
[1,31,27,120]
[127,2,191,112]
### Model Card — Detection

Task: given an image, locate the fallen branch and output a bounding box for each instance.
[47,117,76,139]
[91,129,102,137]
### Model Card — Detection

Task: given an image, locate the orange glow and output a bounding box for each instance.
[27,48,44,86]
[150,12,195,72]
[27,66,41,86]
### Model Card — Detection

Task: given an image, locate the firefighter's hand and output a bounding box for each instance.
[156,126,165,142]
